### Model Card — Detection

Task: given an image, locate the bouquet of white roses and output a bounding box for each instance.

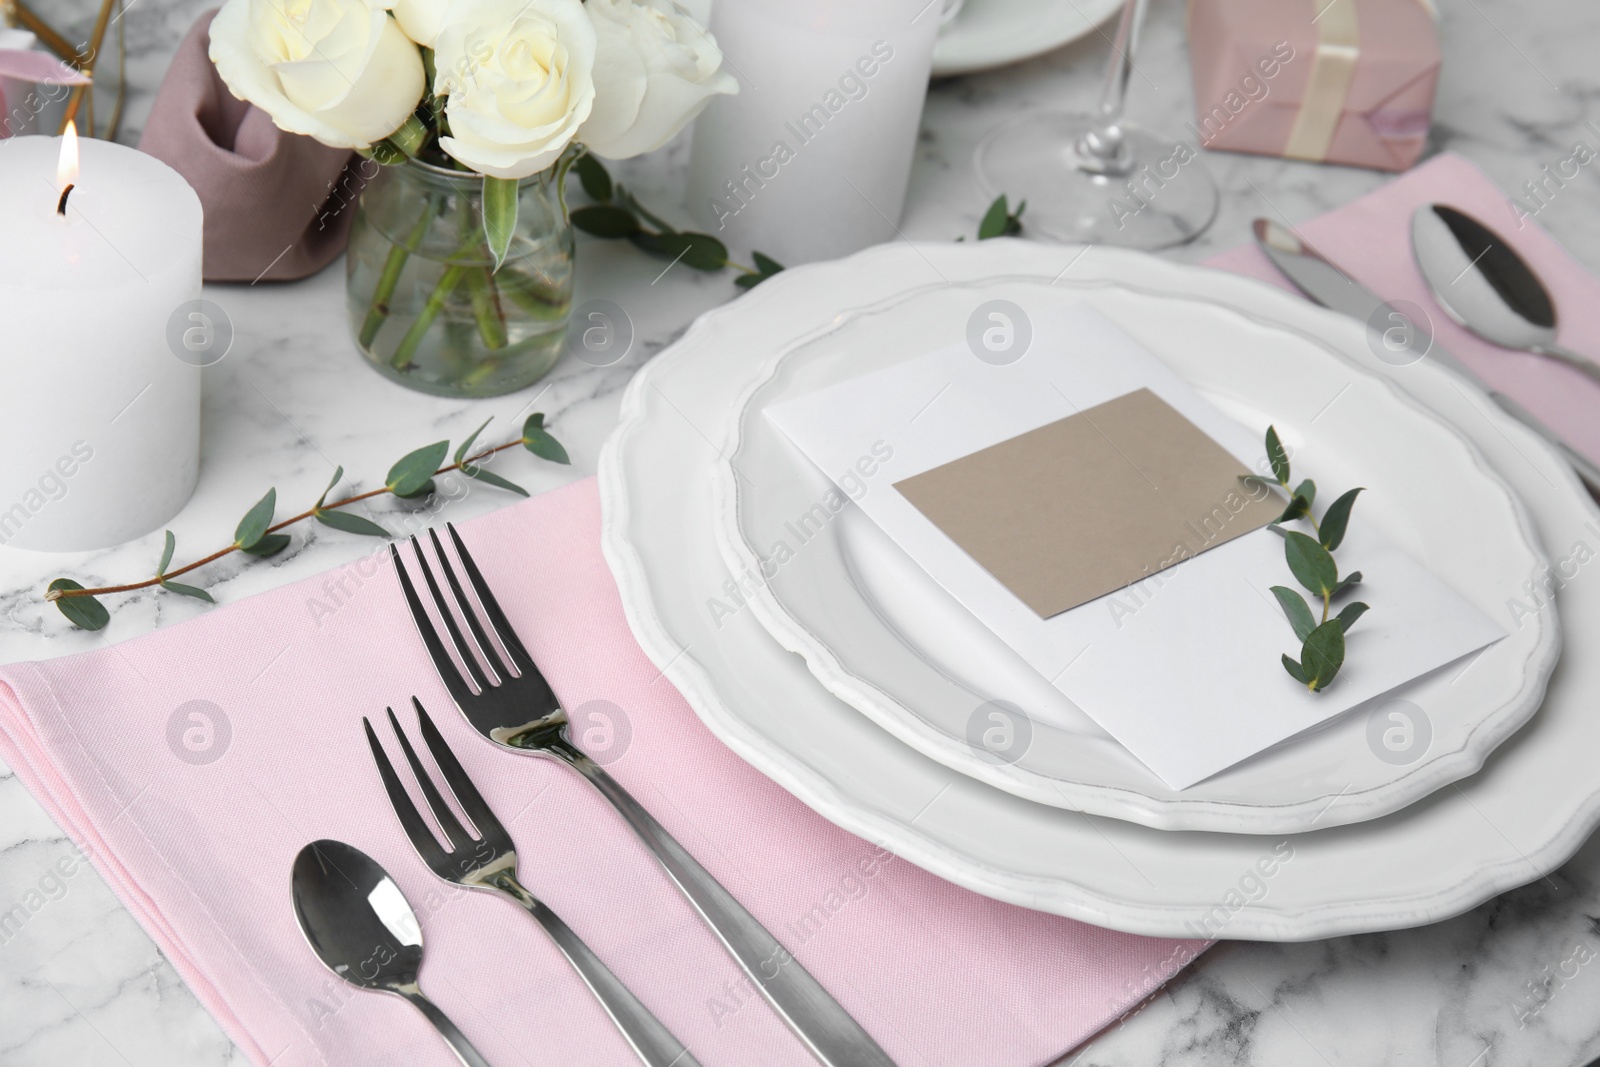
[208,0,737,268]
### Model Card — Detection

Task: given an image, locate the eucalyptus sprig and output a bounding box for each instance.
[1254,426,1369,692]
[568,155,786,290]
[43,413,569,631]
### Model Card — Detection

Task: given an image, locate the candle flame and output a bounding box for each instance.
[57,120,79,188]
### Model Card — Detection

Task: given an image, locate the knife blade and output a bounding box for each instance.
[1252,218,1600,496]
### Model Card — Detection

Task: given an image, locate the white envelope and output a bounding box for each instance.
[766,305,1504,789]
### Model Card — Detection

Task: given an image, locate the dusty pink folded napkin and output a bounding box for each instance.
[138,9,358,283]
[0,478,1204,1067]
[1207,151,1600,466]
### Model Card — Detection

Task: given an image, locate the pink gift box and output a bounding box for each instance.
[1186,0,1440,171]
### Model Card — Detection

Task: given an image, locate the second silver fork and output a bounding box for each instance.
[366,698,700,1067]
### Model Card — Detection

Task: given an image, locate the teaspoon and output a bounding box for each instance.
[290,839,492,1067]
[1411,202,1600,384]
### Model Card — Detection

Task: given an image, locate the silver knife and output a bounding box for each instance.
[1252,218,1600,496]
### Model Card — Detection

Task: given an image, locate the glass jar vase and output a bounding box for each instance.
[345,158,573,398]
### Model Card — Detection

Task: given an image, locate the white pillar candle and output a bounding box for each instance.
[0,129,202,551]
[686,0,940,266]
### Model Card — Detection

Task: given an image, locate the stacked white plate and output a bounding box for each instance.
[599,240,1599,940]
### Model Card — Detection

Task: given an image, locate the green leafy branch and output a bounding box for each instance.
[43,413,569,631]
[1254,426,1369,692]
[568,155,786,290]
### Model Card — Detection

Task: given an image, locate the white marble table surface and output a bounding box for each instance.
[5,0,1600,1064]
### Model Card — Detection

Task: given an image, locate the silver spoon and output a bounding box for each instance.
[291,839,491,1067]
[1411,203,1600,384]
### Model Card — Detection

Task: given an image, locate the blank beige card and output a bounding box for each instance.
[893,388,1281,618]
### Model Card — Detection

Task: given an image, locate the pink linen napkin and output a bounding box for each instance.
[0,478,1204,1067]
[138,10,358,283]
[1207,151,1600,466]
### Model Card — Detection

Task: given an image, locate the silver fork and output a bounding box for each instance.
[364,698,700,1067]
[392,525,896,1067]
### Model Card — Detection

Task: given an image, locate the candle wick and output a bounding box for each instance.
[56,183,75,216]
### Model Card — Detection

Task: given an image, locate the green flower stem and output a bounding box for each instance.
[360,196,437,349]
[497,269,571,320]
[553,146,584,224]
[391,263,466,369]
[466,268,509,350]
[45,439,528,602]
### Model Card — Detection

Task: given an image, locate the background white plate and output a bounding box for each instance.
[710,282,1556,832]
[599,240,1600,940]
[932,0,1123,77]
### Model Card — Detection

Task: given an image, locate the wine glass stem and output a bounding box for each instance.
[1078,0,1145,175]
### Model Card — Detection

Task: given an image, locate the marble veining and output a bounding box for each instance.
[3,0,1600,1064]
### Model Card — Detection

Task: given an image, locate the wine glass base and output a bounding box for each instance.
[976,113,1219,250]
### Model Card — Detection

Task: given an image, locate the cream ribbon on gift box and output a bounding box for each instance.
[1282,0,1436,162]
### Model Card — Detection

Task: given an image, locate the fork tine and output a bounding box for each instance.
[427,527,513,683]
[364,715,451,872]
[411,697,508,847]
[387,707,474,852]
[445,523,534,674]
[391,544,477,708]
[409,536,496,692]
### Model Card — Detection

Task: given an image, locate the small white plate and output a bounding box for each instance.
[600,240,1599,940]
[932,0,1122,77]
[710,282,1556,832]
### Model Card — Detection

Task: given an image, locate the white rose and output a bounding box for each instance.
[390,0,447,48]
[579,0,738,160]
[208,0,425,150]
[433,0,597,179]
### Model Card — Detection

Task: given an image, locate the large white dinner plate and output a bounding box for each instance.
[708,282,1556,833]
[599,240,1600,940]
[931,0,1121,77]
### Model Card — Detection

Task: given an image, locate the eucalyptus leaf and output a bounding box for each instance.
[737,250,786,290]
[1284,530,1338,599]
[1331,571,1364,598]
[1319,487,1365,551]
[240,533,291,557]
[522,413,570,465]
[1299,620,1346,691]
[315,466,344,510]
[234,488,276,549]
[1276,493,1311,524]
[1335,601,1370,633]
[1281,655,1309,685]
[1265,426,1290,485]
[157,530,175,576]
[48,578,108,631]
[315,509,390,538]
[463,465,529,497]
[978,195,1011,240]
[1270,585,1317,642]
[387,440,449,497]
[481,175,519,272]
[160,578,215,604]
[393,479,436,500]
[571,204,639,238]
[455,418,493,465]
[1292,479,1316,509]
[629,230,728,272]
[575,153,613,202]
